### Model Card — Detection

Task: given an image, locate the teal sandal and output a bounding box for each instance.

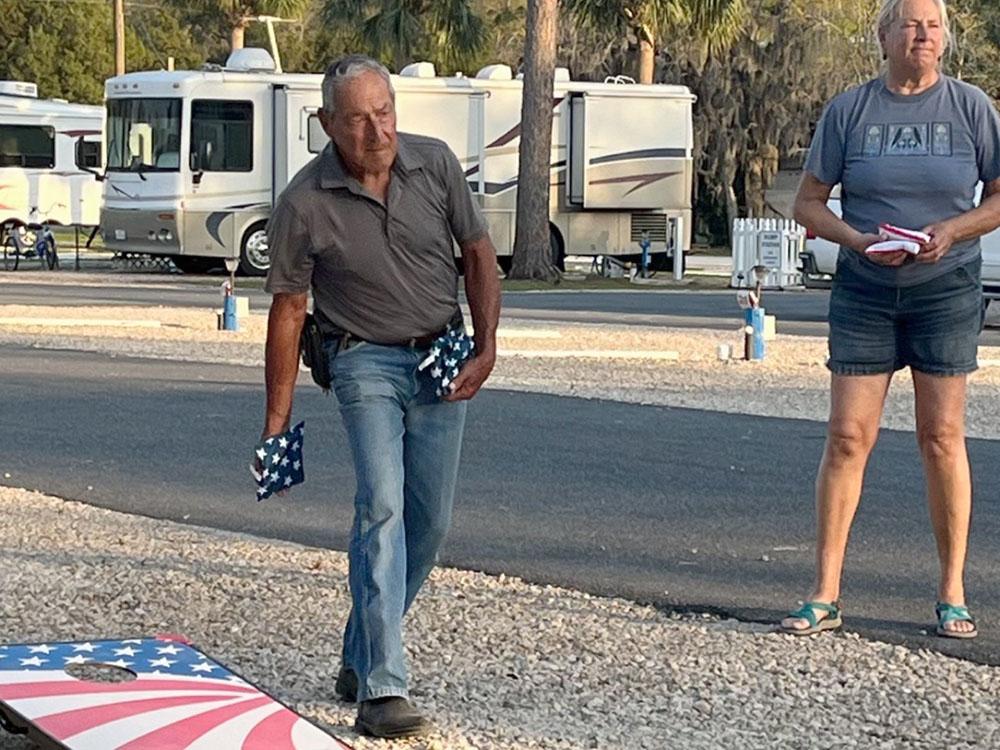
[935,602,978,640]
[779,601,842,636]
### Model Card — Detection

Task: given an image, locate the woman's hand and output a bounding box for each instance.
[850,232,908,266]
[917,221,957,263]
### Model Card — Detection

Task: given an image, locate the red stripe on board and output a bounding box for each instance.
[0,678,258,701]
[36,694,235,738]
[118,696,272,749]
[240,706,297,749]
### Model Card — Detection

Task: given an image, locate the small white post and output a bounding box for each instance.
[674,215,685,281]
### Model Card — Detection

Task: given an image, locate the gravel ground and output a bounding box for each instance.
[3,303,1000,749]
[3,487,1000,750]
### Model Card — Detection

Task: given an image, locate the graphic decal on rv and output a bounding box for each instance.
[591,171,681,196]
[591,148,687,163]
[206,212,230,247]
[482,97,565,150]
[466,148,684,196]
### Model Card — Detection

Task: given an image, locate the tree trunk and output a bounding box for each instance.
[722,158,739,239]
[637,28,655,84]
[231,21,246,52]
[509,0,560,282]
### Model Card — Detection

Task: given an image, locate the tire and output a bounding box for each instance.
[239,222,269,276]
[549,226,565,272]
[172,255,222,274]
[3,237,18,271]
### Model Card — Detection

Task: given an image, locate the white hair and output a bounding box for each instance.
[321,55,395,114]
[876,0,952,58]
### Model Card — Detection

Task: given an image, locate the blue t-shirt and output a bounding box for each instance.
[804,76,1000,286]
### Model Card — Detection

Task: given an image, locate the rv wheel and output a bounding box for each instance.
[550,226,565,272]
[172,255,222,274]
[239,222,270,276]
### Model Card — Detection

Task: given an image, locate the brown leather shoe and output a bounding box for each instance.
[334,666,357,703]
[355,696,434,739]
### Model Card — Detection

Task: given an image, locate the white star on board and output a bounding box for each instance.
[29,645,55,654]
[156,644,182,655]
[73,643,98,653]
[148,657,176,668]
[114,646,139,657]
[190,662,216,673]
[64,655,90,665]
[20,657,47,667]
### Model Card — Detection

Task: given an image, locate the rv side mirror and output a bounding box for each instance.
[190,141,212,184]
[75,137,104,181]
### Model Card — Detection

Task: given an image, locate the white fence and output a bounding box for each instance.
[730,218,806,289]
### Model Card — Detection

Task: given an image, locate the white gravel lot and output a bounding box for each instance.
[2,301,1000,749]
[2,488,1000,750]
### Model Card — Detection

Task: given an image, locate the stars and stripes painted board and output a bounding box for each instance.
[0,637,352,750]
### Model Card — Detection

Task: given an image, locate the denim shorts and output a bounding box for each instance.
[827,257,984,376]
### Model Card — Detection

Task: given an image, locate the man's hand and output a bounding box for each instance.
[917,221,957,264]
[443,352,496,402]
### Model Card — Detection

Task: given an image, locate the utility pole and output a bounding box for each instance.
[113,0,125,75]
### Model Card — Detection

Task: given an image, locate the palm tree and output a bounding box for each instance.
[204,0,310,53]
[566,0,745,83]
[322,0,485,73]
[508,0,560,281]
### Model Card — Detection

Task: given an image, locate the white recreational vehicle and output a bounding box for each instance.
[100,49,695,275]
[0,82,103,229]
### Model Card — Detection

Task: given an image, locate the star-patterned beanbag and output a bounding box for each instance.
[251,421,305,501]
[417,325,475,397]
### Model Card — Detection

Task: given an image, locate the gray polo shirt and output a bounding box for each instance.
[265,132,488,343]
[805,76,1000,286]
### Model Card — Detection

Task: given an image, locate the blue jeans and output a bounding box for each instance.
[328,340,467,701]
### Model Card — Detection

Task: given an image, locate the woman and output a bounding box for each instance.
[781,0,1000,639]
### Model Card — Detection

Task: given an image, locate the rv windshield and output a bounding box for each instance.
[106,98,181,172]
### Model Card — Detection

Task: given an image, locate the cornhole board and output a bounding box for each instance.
[0,636,353,750]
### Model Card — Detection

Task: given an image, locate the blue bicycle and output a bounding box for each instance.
[2,222,58,271]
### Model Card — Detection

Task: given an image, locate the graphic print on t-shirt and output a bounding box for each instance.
[886,123,929,155]
[931,122,953,156]
[863,125,885,156]
[862,122,953,158]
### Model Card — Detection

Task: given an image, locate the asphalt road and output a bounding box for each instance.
[3,346,1000,664]
[4,276,1000,343]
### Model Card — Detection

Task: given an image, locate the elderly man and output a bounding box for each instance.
[262,55,501,738]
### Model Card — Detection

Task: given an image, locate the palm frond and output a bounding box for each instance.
[360,0,423,66]
[321,0,367,25]
[429,0,486,68]
[563,0,631,35]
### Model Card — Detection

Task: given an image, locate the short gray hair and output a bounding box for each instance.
[876,0,952,55]
[321,55,395,114]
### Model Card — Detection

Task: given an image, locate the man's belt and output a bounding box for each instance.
[334,310,464,351]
